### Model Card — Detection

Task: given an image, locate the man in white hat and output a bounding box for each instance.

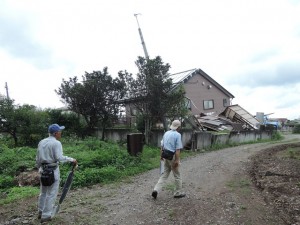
[152,120,186,199]
[36,124,77,223]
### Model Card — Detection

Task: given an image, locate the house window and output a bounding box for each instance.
[185,98,191,110]
[203,100,214,110]
[223,98,228,107]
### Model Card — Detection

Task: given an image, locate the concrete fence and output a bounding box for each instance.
[97,128,273,151]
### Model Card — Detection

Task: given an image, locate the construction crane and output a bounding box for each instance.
[134,13,149,59]
[5,82,10,100]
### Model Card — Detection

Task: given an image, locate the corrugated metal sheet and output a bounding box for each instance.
[221,104,260,130]
[170,69,196,84]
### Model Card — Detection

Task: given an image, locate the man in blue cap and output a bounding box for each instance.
[36,124,77,223]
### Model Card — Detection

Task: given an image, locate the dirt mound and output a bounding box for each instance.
[249,143,300,224]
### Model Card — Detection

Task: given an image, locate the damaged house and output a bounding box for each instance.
[170,69,259,131]
[122,68,260,132]
[171,68,234,116]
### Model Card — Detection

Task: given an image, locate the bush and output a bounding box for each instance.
[293,124,300,134]
[0,186,39,205]
[271,131,284,140]
[0,175,15,189]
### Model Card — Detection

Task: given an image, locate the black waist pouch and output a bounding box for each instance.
[40,168,55,186]
[161,149,175,160]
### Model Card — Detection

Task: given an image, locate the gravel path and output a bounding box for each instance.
[1,134,300,225]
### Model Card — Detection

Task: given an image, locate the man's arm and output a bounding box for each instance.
[54,142,75,163]
[173,149,180,168]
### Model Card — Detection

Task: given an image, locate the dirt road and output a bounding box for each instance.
[1,134,300,225]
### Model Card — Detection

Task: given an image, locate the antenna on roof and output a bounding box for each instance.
[134,13,149,59]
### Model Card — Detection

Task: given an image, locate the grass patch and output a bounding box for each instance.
[226,178,251,194]
[0,186,39,205]
[165,183,176,191]
[279,147,300,160]
[168,209,175,218]
[287,147,300,160]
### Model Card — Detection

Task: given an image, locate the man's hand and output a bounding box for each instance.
[173,159,180,168]
[72,159,78,166]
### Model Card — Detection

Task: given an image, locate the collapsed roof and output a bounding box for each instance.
[186,104,260,132]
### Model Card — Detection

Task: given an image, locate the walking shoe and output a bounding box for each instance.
[40,217,52,223]
[174,193,186,198]
[152,190,158,199]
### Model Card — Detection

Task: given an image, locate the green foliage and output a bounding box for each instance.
[13,104,49,146]
[0,175,15,189]
[293,124,300,134]
[0,146,36,177]
[0,135,208,205]
[55,68,127,136]
[124,56,188,132]
[271,131,284,140]
[0,137,164,204]
[46,109,88,139]
[0,186,39,205]
[287,147,300,160]
[0,98,51,147]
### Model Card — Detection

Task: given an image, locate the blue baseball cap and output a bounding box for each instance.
[48,124,65,134]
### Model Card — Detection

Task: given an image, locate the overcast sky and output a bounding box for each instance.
[0,0,299,120]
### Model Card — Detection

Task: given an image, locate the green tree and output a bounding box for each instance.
[0,98,49,147]
[0,98,18,145]
[124,56,187,142]
[46,108,87,138]
[14,104,49,146]
[55,67,127,139]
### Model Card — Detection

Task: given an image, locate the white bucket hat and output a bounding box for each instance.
[170,120,181,130]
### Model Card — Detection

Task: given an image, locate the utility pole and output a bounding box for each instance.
[5,82,10,100]
[134,13,149,59]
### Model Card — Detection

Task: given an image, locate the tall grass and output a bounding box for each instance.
[0,138,163,204]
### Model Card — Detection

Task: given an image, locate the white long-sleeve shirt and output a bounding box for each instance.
[36,136,74,168]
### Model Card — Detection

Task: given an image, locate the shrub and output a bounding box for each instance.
[0,186,39,205]
[271,131,283,140]
[293,124,300,134]
[0,175,15,189]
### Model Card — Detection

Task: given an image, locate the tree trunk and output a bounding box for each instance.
[10,129,18,147]
[101,126,105,141]
[144,118,149,145]
[161,116,168,132]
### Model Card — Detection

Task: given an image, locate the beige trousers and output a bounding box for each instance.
[153,158,183,196]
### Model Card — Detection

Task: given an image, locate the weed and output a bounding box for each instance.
[226,179,250,194]
[240,205,247,210]
[280,147,300,160]
[0,186,39,205]
[165,183,176,191]
[271,131,284,141]
[168,209,175,218]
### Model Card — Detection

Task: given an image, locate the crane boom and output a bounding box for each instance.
[134,14,149,59]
